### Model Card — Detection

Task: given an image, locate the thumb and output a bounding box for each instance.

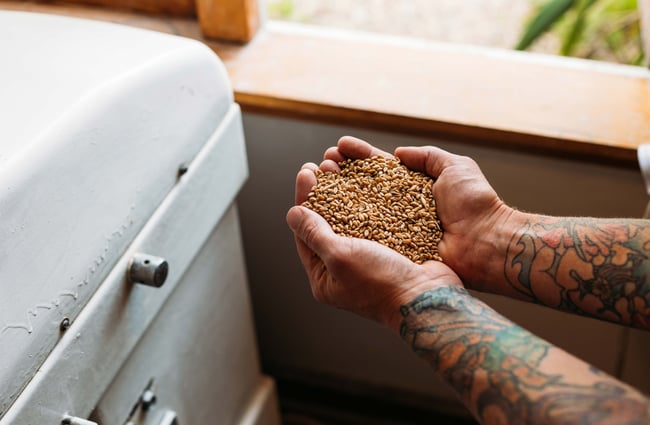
[395,146,456,179]
[286,206,338,257]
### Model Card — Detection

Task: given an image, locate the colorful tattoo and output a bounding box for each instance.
[504,219,650,328]
[400,287,650,424]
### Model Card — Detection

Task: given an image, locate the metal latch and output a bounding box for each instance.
[127,410,178,425]
[128,254,169,288]
[61,415,98,425]
[147,410,178,425]
[123,379,179,425]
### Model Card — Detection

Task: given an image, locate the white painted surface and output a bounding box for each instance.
[0,11,230,163]
[90,207,280,425]
[1,105,251,424]
[637,144,650,195]
[238,112,647,403]
[0,12,232,416]
[238,377,282,425]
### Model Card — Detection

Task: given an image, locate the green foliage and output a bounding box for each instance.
[516,0,577,50]
[516,0,643,65]
[560,0,598,55]
[267,0,296,20]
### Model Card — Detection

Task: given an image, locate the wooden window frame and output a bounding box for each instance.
[2,0,648,168]
[196,0,260,42]
[27,0,260,41]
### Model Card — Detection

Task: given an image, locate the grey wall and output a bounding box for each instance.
[237,111,650,405]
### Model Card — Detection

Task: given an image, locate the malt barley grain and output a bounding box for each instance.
[302,156,443,263]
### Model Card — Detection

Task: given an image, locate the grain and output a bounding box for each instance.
[302,156,443,263]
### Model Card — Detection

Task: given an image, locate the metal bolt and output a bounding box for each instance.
[177,163,189,179]
[141,388,157,410]
[128,253,169,288]
[60,318,71,332]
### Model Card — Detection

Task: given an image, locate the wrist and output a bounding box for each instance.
[397,284,474,342]
[385,278,464,333]
[457,205,533,296]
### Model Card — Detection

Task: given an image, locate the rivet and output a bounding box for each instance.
[141,388,157,410]
[177,164,189,179]
[60,318,71,332]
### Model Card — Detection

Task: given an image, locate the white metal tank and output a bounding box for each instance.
[0,11,279,425]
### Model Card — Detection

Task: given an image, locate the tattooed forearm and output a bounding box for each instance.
[504,218,650,329]
[400,286,650,425]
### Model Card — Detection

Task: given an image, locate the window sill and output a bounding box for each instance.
[3,1,649,168]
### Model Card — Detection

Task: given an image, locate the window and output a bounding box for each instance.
[267,0,645,65]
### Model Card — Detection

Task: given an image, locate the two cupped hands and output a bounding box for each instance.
[286,136,513,332]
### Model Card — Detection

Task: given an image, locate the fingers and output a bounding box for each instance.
[301,162,319,172]
[295,158,340,205]
[319,159,340,173]
[324,146,345,163]
[295,166,317,204]
[298,137,390,206]
[323,136,392,165]
[286,206,338,259]
[395,146,459,178]
[335,136,393,160]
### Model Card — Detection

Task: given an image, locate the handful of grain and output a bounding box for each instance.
[302,156,443,264]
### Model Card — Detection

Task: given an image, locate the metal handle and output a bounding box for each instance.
[128,253,169,288]
[139,409,179,425]
[61,415,98,425]
[156,410,178,425]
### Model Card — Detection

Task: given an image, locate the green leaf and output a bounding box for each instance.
[560,0,599,55]
[268,0,295,20]
[516,0,577,50]
[603,0,637,13]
